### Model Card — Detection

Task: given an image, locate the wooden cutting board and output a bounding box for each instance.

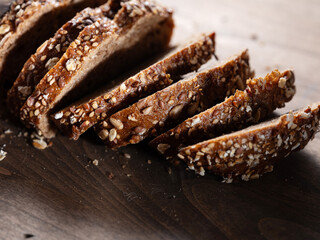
[1,0,320,239]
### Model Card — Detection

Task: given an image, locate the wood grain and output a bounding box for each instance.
[0,0,320,239]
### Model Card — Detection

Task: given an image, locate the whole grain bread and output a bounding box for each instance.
[177,103,320,182]
[150,69,296,159]
[20,0,174,138]
[0,0,108,95]
[7,2,121,117]
[96,50,252,148]
[52,32,215,140]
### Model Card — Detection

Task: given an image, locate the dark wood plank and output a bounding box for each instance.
[0,0,320,239]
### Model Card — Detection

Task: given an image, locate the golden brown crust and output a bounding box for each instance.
[0,0,108,91]
[0,0,107,42]
[96,50,252,148]
[101,0,129,19]
[20,18,118,137]
[178,103,320,182]
[20,0,173,138]
[150,69,296,159]
[7,6,108,117]
[0,0,56,43]
[6,0,126,117]
[52,32,215,140]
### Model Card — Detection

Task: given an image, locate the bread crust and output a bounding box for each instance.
[150,69,296,159]
[178,103,320,182]
[0,0,108,93]
[7,6,110,117]
[52,32,215,140]
[0,0,102,44]
[20,0,173,138]
[96,50,252,148]
[7,1,125,116]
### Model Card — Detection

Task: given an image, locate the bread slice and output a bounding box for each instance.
[177,103,320,182]
[0,0,108,94]
[150,69,296,159]
[96,50,253,148]
[52,32,215,140]
[7,2,121,117]
[20,0,174,138]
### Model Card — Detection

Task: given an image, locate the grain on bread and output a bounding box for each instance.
[150,69,296,159]
[0,0,108,94]
[20,0,174,138]
[52,32,215,140]
[178,103,320,182]
[7,2,120,117]
[96,50,252,148]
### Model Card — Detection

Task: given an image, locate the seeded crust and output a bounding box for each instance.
[7,2,121,117]
[52,32,215,140]
[20,0,174,138]
[150,69,296,159]
[96,50,252,148]
[0,0,108,94]
[178,103,320,182]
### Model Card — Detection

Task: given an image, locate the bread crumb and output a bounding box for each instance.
[0,150,7,161]
[4,129,12,134]
[222,178,233,184]
[92,159,99,166]
[32,139,47,150]
[124,153,131,159]
[147,159,152,164]
[30,131,50,150]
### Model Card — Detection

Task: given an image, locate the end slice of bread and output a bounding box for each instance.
[7,3,119,117]
[0,0,108,95]
[178,103,320,182]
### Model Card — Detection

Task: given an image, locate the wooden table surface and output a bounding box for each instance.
[1,0,320,239]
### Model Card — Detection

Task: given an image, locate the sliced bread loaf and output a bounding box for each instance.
[96,50,252,148]
[52,32,215,140]
[0,0,108,94]
[20,0,174,138]
[7,2,121,117]
[150,69,296,159]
